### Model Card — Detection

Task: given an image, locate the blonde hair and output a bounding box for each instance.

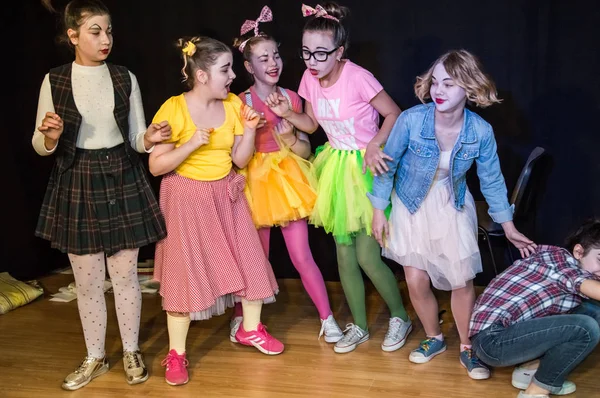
[414,49,501,108]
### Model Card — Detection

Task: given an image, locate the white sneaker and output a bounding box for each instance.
[512,366,537,389]
[516,392,549,398]
[381,317,412,352]
[512,367,576,395]
[334,324,370,353]
[229,316,243,343]
[319,315,344,343]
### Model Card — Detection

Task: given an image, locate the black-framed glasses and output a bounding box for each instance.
[299,47,339,62]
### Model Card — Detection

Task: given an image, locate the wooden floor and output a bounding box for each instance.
[1,272,599,398]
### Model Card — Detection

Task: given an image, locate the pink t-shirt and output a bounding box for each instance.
[298,60,383,150]
[239,86,303,153]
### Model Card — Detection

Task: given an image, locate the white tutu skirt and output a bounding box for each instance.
[383,177,482,291]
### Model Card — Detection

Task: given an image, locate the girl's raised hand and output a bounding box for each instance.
[265,92,291,118]
[257,112,267,129]
[190,128,213,148]
[145,120,172,143]
[241,104,261,129]
[274,119,297,146]
[38,112,64,141]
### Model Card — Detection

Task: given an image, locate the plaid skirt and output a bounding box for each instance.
[35,144,167,256]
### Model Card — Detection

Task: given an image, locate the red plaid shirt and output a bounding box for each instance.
[469,245,599,337]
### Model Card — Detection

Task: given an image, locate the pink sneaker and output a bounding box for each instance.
[234,322,284,355]
[160,349,189,386]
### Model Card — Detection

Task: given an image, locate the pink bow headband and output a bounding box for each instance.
[238,5,273,52]
[301,4,339,22]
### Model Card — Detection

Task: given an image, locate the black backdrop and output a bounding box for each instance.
[3,0,598,281]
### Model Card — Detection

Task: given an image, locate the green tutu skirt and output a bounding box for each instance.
[309,143,391,245]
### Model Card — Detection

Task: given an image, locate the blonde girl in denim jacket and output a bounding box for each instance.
[369,49,537,379]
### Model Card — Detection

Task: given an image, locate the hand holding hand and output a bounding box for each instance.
[145,120,172,143]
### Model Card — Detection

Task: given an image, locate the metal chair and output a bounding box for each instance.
[476,147,547,276]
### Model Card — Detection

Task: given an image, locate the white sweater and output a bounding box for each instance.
[32,62,150,155]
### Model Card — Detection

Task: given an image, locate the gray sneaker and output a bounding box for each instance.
[319,315,344,343]
[334,323,370,353]
[381,316,413,352]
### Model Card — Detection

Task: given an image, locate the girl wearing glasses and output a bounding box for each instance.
[266,2,411,354]
[227,5,344,345]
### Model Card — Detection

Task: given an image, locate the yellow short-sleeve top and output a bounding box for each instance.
[152,93,244,181]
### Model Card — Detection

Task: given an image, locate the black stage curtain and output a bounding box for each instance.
[4,0,598,282]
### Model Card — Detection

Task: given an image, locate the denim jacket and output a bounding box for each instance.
[368,102,514,224]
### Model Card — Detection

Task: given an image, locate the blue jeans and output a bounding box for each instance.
[571,299,600,324]
[471,314,600,394]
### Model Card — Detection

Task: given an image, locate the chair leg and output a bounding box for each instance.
[479,227,499,276]
[506,238,516,264]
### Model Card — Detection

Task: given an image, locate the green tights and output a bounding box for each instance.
[336,231,408,330]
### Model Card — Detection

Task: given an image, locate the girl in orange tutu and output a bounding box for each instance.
[229,5,343,343]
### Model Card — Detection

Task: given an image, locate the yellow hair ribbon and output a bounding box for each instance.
[182,41,196,56]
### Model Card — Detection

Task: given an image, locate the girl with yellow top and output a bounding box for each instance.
[149,36,283,387]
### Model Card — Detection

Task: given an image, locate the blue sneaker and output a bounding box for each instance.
[408,337,447,363]
[460,349,490,380]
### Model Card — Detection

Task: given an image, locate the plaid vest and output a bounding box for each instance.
[48,62,139,173]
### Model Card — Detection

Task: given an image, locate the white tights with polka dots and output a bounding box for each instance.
[68,249,142,358]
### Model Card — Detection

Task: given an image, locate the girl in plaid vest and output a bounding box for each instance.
[33,0,168,391]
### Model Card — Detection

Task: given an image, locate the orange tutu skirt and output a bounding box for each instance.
[238,148,317,228]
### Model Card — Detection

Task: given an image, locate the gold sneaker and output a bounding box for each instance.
[123,350,149,385]
[62,356,109,391]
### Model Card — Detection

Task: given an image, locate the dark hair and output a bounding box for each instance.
[42,0,110,50]
[564,218,600,255]
[302,2,350,55]
[176,36,231,90]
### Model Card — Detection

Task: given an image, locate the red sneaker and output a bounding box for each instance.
[234,322,284,355]
[160,349,189,386]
